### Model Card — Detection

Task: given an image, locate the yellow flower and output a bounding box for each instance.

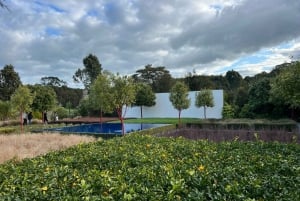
[146,144,151,148]
[198,165,205,172]
[41,186,48,191]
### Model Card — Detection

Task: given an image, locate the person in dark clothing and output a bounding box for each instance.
[43,111,48,124]
[28,112,33,124]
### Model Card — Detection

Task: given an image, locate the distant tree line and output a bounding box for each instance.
[1,54,299,121]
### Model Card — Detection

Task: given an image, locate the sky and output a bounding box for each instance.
[1,0,300,88]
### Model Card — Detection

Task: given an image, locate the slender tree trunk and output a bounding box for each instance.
[204,106,207,119]
[116,108,125,135]
[20,111,23,133]
[178,110,181,128]
[140,106,143,119]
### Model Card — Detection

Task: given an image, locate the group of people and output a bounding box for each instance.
[22,111,50,125]
[22,111,33,125]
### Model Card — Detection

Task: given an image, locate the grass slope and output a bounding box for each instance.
[0,134,299,200]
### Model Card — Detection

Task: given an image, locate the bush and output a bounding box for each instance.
[0,135,299,200]
[0,127,16,134]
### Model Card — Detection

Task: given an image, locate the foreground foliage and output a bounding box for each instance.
[0,134,299,200]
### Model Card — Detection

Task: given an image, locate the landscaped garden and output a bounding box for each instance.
[0,118,299,200]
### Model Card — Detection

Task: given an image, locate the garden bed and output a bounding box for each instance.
[158,128,299,143]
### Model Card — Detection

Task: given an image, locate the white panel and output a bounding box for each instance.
[124,90,223,119]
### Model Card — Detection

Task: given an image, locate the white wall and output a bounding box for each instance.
[124,90,223,119]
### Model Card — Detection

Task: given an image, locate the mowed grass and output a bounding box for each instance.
[0,133,97,164]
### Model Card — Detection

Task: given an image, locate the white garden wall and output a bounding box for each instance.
[124,90,223,119]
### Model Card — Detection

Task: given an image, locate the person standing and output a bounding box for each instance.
[28,112,33,124]
[43,111,48,124]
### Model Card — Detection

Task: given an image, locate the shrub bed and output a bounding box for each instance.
[158,128,299,143]
[0,134,299,200]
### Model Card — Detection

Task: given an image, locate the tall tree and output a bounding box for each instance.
[30,85,57,121]
[89,72,114,122]
[225,70,243,91]
[111,74,136,135]
[133,64,173,92]
[169,81,190,125]
[248,78,273,116]
[135,83,156,118]
[41,76,67,87]
[270,61,300,118]
[195,90,214,119]
[0,65,22,101]
[73,54,102,89]
[11,85,34,132]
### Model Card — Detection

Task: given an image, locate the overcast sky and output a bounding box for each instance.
[1,0,300,88]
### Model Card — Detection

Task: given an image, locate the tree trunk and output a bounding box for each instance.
[20,111,23,133]
[178,110,181,128]
[140,106,143,119]
[116,108,125,136]
[204,106,207,119]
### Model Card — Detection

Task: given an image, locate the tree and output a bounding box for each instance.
[73,54,102,89]
[10,85,34,132]
[248,78,273,117]
[0,65,22,101]
[169,81,190,125]
[132,64,173,92]
[41,76,67,87]
[270,61,300,119]
[111,74,136,135]
[0,100,12,121]
[89,73,114,122]
[225,70,243,91]
[30,85,57,121]
[195,90,214,119]
[135,83,156,119]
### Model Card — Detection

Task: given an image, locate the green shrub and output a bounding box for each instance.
[222,103,235,119]
[0,135,299,200]
[0,127,16,134]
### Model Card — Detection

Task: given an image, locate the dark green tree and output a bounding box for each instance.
[195,90,214,119]
[135,83,156,118]
[225,70,243,91]
[73,54,102,89]
[133,64,173,92]
[0,65,22,101]
[248,78,273,117]
[270,61,300,119]
[30,85,57,121]
[169,81,190,125]
[41,76,67,87]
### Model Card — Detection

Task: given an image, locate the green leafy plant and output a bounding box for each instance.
[0,134,299,200]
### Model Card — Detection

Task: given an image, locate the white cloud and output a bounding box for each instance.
[0,0,300,88]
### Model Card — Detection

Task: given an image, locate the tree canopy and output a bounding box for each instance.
[11,85,34,131]
[89,73,114,117]
[195,90,214,119]
[30,85,57,113]
[0,65,22,101]
[135,83,156,118]
[73,54,102,89]
[133,64,173,92]
[169,81,190,124]
[270,61,300,109]
[41,76,67,87]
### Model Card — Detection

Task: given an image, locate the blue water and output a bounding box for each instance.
[45,123,168,135]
